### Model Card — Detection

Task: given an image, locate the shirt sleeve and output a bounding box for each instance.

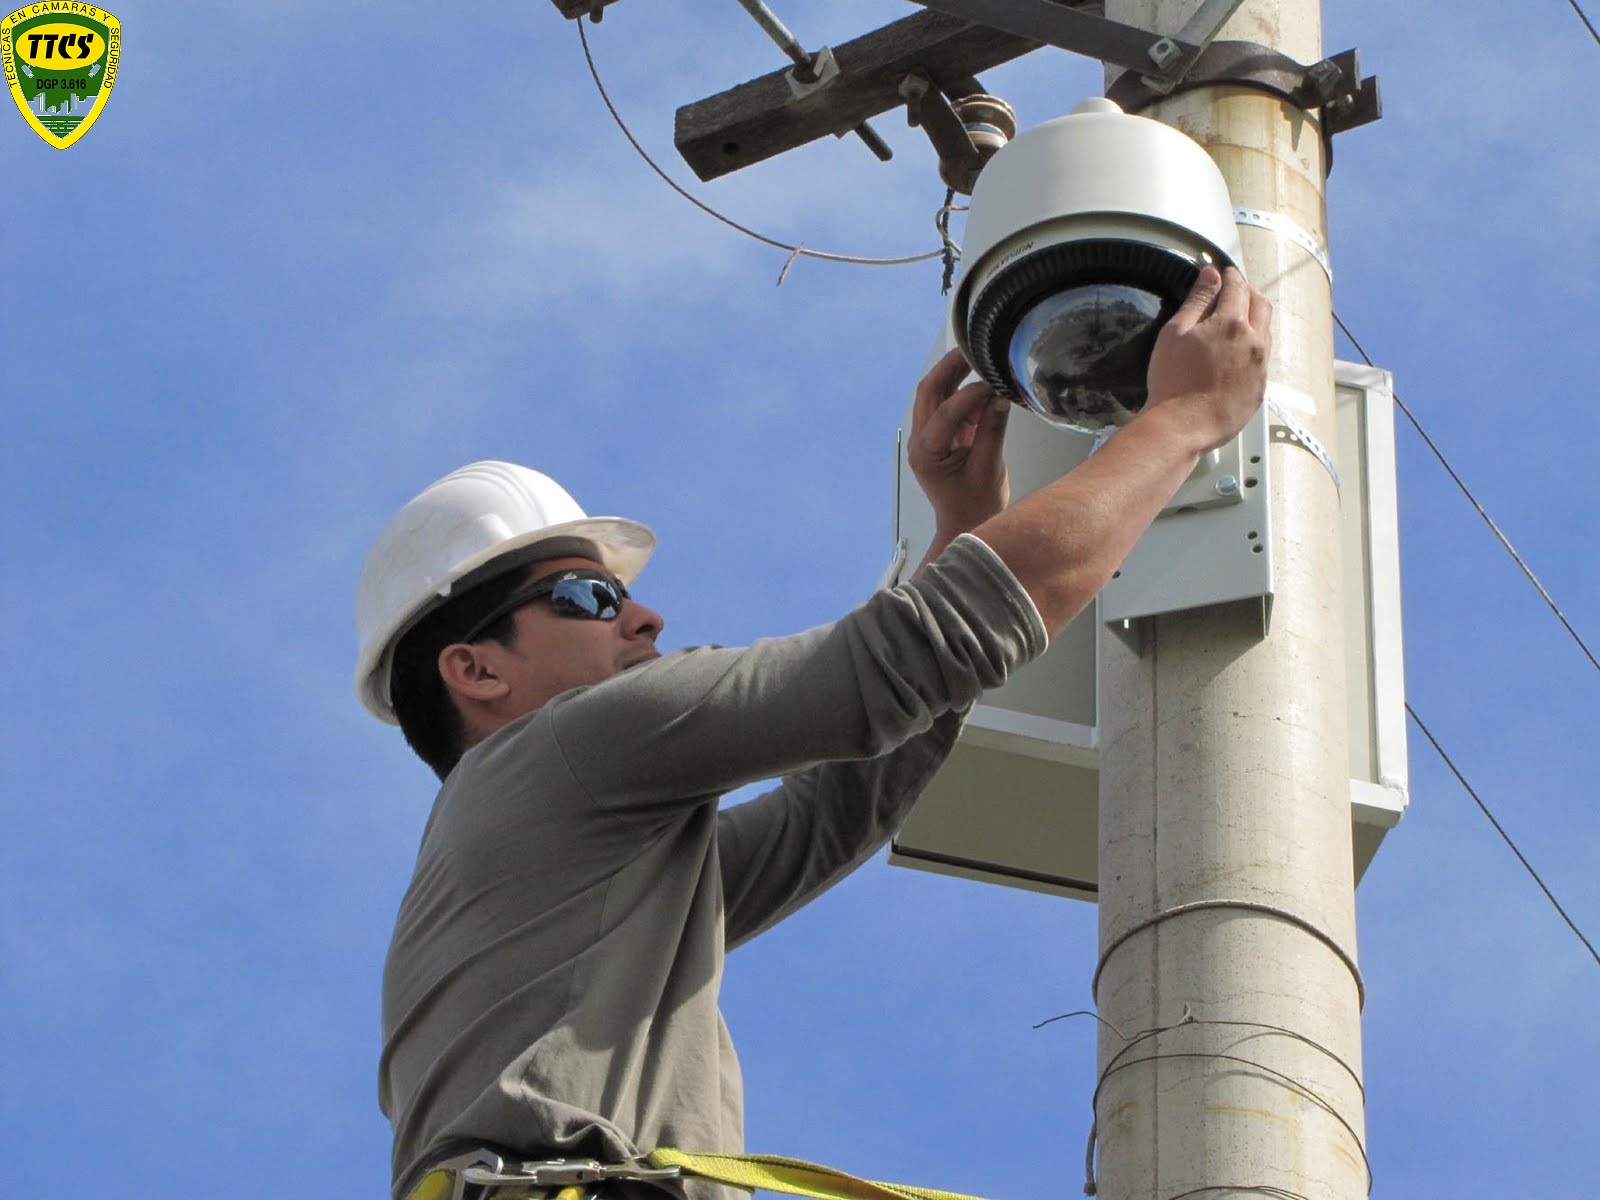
[715,708,966,949]
[544,534,1047,817]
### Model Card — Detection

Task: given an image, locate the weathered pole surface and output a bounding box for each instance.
[1094,2,1368,1198]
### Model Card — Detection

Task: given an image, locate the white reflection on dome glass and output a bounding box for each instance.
[1007,283,1166,433]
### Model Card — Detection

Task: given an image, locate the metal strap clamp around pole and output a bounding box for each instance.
[1267,390,1342,496]
[1234,206,1334,287]
[1233,212,1342,495]
[1231,208,1340,492]
[1106,43,1382,173]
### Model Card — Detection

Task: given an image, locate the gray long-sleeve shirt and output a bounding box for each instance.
[380,535,1047,1198]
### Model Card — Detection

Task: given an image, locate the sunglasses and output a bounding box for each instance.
[460,569,629,643]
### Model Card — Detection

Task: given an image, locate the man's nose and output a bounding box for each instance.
[624,599,664,639]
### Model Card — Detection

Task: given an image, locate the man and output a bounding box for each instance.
[356,267,1271,1200]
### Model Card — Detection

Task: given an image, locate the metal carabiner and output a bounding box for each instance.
[439,1154,683,1199]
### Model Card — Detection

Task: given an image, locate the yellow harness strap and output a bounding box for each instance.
[645,1149,994,1200]
[405,1172,445,1200]
[403,1148,994,1200]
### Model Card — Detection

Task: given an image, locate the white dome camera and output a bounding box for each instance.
[951,98,1244,434]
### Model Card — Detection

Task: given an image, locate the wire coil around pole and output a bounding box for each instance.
[1091,898,1366,1008]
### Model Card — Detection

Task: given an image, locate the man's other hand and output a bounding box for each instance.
[909,347,1011,541]
[1144,265,1273,455]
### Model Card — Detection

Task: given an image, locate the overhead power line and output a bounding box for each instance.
[1333,312,1600,677]
[1332,312,1597,969]
[1564,0,1600,47]
[1406,704,1599,968]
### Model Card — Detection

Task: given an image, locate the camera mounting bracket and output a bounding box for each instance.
[1102,402,1274,623]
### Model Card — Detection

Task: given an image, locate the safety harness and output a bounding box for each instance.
[403,1148,993,1200]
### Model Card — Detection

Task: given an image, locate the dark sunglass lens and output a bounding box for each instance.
[549,578,624,619]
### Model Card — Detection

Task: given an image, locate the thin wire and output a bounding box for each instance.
[576,20,944,279]
[1038,1011,1371,1196]
[1093,898,1364,1009]
[937,187,962,294]
[1406,702,1600,968]
[1095,1052,1372,1191]
[1333,311,1600,676]
[1563,0,1600,47]
[1093,1013,1370,1186]
[1334,312,1598,967]
[1038,1010,1366,1100]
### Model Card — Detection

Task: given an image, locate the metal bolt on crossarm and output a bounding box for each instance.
[732,0,894,161]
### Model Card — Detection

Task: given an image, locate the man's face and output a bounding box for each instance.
[487,555,665,716]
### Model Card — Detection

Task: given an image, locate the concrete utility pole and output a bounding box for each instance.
[1093,2,1367,1198]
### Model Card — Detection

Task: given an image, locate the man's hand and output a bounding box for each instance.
[964,267,1273,633]
[1144,265,1272,454]
[908,347,1011,549]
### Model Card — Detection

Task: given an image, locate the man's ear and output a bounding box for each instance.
[437,642,512,707]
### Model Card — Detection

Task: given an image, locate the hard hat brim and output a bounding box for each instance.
[355,514,654,724]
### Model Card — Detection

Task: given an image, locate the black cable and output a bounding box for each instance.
[1563,0,1600,47]
[1406,703,1600,968]
[1333,311,1600,676]
[1333,313,1597,968]
[575,19,942,275]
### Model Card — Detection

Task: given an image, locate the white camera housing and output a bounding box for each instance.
[952,97,1245,434]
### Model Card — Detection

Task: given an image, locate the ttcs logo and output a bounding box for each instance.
[1,5,120,149]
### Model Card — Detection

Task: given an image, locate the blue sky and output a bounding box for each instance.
[3,2,1596,1196]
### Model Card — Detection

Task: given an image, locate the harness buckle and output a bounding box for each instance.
[428,1151,683,1200]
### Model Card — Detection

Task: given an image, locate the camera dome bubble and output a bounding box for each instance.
[1007,283,1166,433]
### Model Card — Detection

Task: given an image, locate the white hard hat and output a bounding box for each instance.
[354,460,655,723]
